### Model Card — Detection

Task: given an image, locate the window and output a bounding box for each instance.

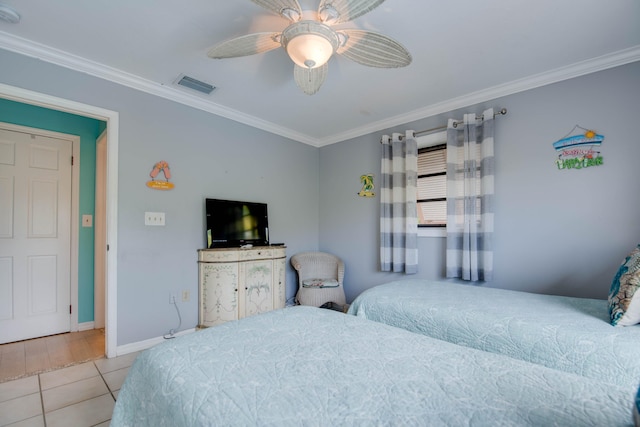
[417,144,447,227]
[415,129,486,234]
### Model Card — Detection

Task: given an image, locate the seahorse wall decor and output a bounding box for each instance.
[358,174,375,197]
[146,160,175,190]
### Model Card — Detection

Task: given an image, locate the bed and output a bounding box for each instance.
[347,279,640,391]
[110,306,634,426]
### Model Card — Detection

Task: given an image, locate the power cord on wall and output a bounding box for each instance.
[163,296,182,339]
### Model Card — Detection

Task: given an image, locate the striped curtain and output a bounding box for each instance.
[446,108,494,281]
[380,131,418,274]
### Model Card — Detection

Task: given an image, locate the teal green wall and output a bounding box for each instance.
[0,98,105,323]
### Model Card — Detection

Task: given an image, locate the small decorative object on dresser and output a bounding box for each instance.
[198,246,286,328]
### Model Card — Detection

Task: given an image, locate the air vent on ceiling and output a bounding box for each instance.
[176,75,216,95]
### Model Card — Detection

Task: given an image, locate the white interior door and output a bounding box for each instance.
[0,127,73,344]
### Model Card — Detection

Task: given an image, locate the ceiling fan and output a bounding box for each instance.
[207,0,412,95]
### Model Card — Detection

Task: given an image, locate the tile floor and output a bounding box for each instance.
[0,351,139,427]
[0,329,105,383]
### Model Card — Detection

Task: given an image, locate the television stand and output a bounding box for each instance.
[197,246,286,328]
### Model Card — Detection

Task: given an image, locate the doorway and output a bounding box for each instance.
[0,82,119,358]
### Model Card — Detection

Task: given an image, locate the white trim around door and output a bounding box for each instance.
[94,130,107,330]
[0,83,120,358]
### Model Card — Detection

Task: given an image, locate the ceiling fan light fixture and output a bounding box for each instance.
[209,1,411,95]
[286,34,332,68]
[282,21,339,69]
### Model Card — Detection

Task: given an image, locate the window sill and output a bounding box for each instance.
[418,227,446,238]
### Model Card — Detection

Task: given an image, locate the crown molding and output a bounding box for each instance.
[317,45,640,146]
[1,31,638,148]
[0,31,321,146]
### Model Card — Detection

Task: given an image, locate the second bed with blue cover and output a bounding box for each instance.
[348,279,640,391]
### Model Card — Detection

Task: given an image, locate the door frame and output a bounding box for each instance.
[0,83,120,358]
[94,130,107,329]
[0,122,80,337]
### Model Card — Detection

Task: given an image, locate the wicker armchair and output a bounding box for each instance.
[291,252,346,308]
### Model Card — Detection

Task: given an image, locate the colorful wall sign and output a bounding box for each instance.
[358,174,375,197]
[147,160,175,190]
[553,126,604,170]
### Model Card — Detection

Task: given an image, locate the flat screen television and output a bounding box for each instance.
[205,198,269,248]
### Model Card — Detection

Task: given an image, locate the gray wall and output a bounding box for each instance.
[320,61,640,301]
[3,45,638,346]
[0,49,320,346]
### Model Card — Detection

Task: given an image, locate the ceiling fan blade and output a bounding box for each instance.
[208,32,282,59]
[336,29,411,68]
[318,0,385,24]
[250,0,303,21]
[293,64,328,95]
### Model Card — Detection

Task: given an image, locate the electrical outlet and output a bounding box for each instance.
[182,290,190,302]
[169,292,177,304]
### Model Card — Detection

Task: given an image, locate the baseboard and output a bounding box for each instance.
[78,321,95,331]
[115,328,196,357]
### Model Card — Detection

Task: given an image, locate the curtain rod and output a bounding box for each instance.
[416,107,507,137]
[381,108,507,142]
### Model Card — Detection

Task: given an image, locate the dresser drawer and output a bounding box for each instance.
[198,246,286,263]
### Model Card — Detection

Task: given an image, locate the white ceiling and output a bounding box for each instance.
[0,0,638,146]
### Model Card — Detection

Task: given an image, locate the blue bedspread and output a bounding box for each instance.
[111,306,634,426]
[348,279,640,391]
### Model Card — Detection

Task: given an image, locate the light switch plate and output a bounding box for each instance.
[82,214,93,227]
[145,212,165,226]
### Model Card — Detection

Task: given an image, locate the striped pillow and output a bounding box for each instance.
[635,384,640,427]
[608,245,640,326]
